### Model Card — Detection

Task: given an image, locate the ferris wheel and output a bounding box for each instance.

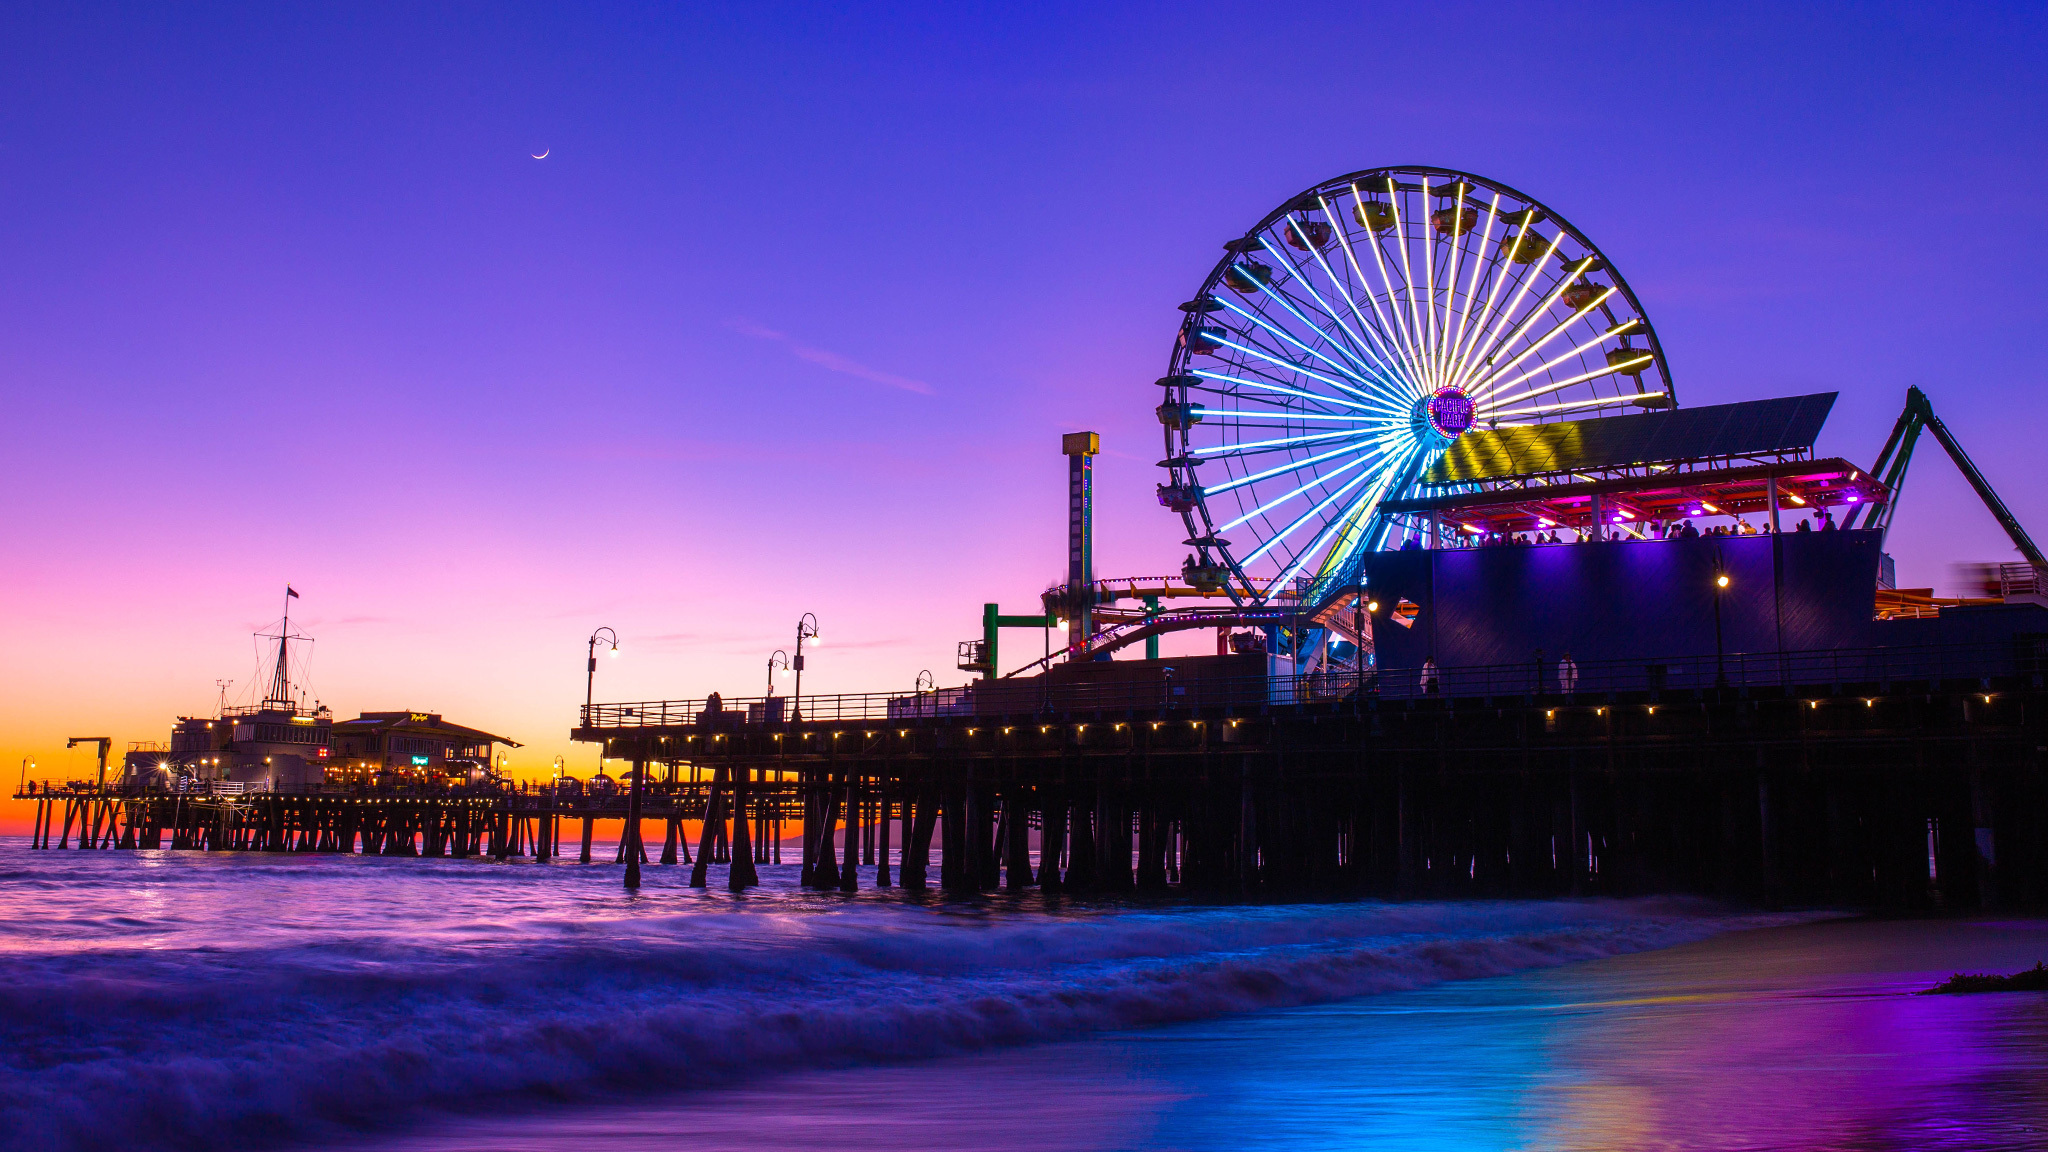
[1158,166,1676,605]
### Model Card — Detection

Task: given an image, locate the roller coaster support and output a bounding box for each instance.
[1850,386,2046,569]
[962,603,1056,681]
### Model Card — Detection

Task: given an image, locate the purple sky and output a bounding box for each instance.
[4,2,2046,798]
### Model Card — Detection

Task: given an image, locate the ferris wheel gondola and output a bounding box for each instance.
[1158,166,1676,606]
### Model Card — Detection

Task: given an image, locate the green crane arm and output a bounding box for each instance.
[1852,386,2046,569]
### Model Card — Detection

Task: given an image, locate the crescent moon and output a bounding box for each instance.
[531,148,549,159]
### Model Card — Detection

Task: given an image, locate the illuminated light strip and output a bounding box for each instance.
[1390,181,1430,393]
[1482,353,1656,410]
[1212,291,1381,397]
[1263,224,1386,378]
[1195,409,1393,423]
[1220,272,1409,409]
[1461,251,1597,396]
[1238,465,1379,566]
[1420,177,1441,388]
[1309,194,1415,387]
[1308,444,1425,583]
[1189,369,1374,412]
[1294,215,1425,403]
[1465,284,1618,397]
[1480,391,1664,420]
[1441,195,1508,397]
[1201,436,1398,497]
[1466,287,1622,401]
[1451,236,1575,393]
[1336,183,1427,397]
[1297,203,1414,385]
[1454,235,1576,391]
[1444,213,1533,390]
[1209,334,1371,395]
[1444,192,1502,381]
[1468,307,1625,404]
[1195,425,1375,457]
[1213,446,1393,532]
[1272,444,1420,587]
[1351,181,1429,395]
[1453,232,1571,390]
[1435,184,1475,389]
[1253,237,1412,406]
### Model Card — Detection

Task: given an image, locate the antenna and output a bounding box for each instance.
[215,680,234,717]
[259,586,308,711]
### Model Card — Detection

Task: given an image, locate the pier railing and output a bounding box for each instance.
[579,637,2047,729]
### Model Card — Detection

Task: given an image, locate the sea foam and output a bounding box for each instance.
[0,845,1794,1152]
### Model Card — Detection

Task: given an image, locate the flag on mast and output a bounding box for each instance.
[287,586,300,599]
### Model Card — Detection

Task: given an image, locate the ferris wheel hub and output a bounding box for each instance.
[1420,386,1477,445]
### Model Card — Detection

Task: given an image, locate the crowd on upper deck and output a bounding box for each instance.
[1400,507,1841,550]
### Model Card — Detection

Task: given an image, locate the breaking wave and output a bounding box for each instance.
[0,847,1799,1152]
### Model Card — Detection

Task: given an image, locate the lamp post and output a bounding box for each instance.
[792,613,820,722]
[915,669,934,693]
[1713,568,1731,688]
[584,627,619,727]
[767,650,790,697]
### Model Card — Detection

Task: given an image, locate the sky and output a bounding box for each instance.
[4,2,2046,824]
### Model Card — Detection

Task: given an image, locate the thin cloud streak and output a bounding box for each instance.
[729,319,935,395]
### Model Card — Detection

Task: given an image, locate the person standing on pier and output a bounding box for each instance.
[1558,652,1579,695]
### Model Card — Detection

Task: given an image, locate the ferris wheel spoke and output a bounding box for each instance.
[1286,219,1417,399]
[1194,426,1375,459]
[1213,292,1392,402]
[1480,391,1665,421]
[1294,206,1415,383]
[1189,369,1374,413]
[1238,465,1380,566]
[1270,447,1415,588]
[1201,438,1391,497]
[1446,238,1519,385]
[1420,178,1443,384]
[1386,189,1432,390]
[1306,195,1411,371]
[1209,333,1383,400]
[1255,237,1409,394]
[1436,185,1475,380]
[1335,185,1429,396]
[1198,409,1389,424]
[1466,291,1622,402]
[1445,194,1505,384]
[1453,231,1570,390]
[1213,447,1393,533]
[1481,352,1656,411]
[1309,443,1428,584]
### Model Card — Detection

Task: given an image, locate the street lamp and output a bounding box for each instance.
[584,627,619,726]
[915,669,935,693]
[1712,567,1730,688]
[792,613,820,722]
[767,650,791,697]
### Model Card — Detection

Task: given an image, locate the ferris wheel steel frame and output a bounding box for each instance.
[1160,166,1677,609]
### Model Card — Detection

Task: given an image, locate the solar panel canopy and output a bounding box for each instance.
[1423,392,1838,484]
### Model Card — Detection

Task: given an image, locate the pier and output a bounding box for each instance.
[21,636,2045,909]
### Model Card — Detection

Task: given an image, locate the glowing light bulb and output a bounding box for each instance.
[1716,574,1730,588]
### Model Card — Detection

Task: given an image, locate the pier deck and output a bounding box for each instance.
[21,639,2045,909]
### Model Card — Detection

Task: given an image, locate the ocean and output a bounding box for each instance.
[5,843,2044,1151]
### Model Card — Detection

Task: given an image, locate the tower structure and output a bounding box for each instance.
[1062,431,1099,653]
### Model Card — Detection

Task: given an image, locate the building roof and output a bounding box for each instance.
[1382,456,1887,536]
[329,711,522,747]
[1424,392,1838,485]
